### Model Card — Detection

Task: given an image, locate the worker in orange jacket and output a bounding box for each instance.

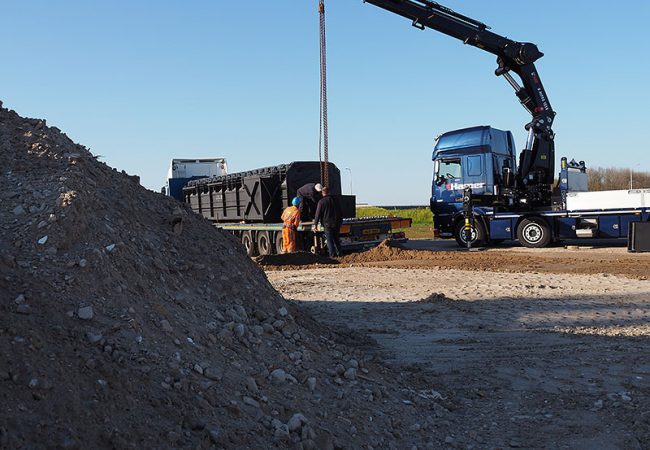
[281,197,302,253]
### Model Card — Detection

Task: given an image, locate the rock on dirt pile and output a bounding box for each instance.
[0,103,452,449]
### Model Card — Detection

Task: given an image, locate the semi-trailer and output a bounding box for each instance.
[166,160,411,255]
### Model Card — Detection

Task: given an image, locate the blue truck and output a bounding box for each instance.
[431,126,650,248]
[364,1,650,249]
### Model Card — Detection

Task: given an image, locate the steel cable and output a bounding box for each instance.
[318,0,329,188]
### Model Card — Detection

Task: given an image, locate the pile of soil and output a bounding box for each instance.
[0,103,453,448]
[255,252,338,268]
[340,239,413,263]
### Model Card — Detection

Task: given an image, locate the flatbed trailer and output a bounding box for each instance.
[172,160,412,255]
[219,216,411,256]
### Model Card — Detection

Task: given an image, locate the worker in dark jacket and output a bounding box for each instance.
[296,182,322,221]
[313,187,343,257]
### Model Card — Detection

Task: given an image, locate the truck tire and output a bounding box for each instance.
[454,219,486,247]
[257,231,272,256]
[517,217,551,248]
[241,231,257,257]
[274,231,284,254]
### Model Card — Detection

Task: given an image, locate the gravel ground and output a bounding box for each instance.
[267,264,650,449]
[2,102,470,449]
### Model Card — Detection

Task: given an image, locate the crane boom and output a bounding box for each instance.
[365,0,556,204]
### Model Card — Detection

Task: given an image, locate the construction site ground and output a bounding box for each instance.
[265,240,650,449]
[3,101,650,448]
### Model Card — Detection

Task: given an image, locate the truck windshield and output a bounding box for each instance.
[436,159,462,185]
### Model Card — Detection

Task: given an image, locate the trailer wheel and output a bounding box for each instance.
[517,217,551,248]
[241,231,257,257]
[454,220,486,247]
[257,231,272,256]
[274,231,284,254]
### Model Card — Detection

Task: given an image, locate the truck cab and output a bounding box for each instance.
[431,126,517,240]
[163,158,228,201]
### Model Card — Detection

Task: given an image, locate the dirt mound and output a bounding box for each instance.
[0,102,451,449]
[340,239,424,264]
[255,251,338,268]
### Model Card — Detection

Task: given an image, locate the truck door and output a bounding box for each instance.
[464,155,488,196]
[434,158,463,202]
[432,158,463,235]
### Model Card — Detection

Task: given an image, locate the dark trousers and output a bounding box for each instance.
[324,227,341,257]
[299,199,317,221]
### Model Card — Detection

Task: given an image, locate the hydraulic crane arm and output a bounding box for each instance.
[365,0,557,200]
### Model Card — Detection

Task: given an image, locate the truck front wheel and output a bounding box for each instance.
[454,220,486,247]
[517,217,551,248]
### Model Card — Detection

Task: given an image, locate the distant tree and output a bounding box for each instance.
[587,167,650,191]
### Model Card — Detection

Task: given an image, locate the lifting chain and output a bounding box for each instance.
[318,0,329,188]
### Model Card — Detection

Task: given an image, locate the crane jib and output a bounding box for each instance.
[365,0,557,204]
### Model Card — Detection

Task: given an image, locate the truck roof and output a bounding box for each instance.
[433,126,515,158]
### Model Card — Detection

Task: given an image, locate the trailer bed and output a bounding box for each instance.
[216,216,412,255]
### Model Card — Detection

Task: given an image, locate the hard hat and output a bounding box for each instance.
[292,197,301,206]
[314,183,323,192]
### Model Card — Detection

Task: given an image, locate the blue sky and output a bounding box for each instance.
[2,1,649,205]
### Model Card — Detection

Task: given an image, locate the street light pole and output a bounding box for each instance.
[630,163,641,190]
[345,167,352,195]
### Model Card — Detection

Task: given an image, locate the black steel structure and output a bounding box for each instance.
[183,161,355,223]
[365,0,556,205]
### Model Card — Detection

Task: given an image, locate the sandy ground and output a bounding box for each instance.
[266,251,650,449]
[260,238,650,280]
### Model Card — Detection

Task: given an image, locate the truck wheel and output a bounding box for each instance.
[241,231,257,257]
[454,220,486,247]
[274,231,284,254]
[257,231,272,256]
[517,217,551,248]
